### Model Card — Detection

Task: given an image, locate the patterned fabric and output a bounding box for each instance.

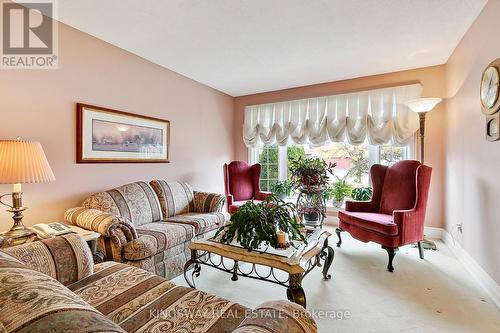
[164,212,229,235]
[69,262,249,333]
[0,250,124,333]
[233,301,317,333]
[65,206,138,239]
[150,180,194,218]
[2,234,94,286]
[124,222,194,260]
[82,181,163,226]
[193,191,225,213]
[125,244,190,279]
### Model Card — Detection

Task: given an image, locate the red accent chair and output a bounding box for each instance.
[337,160,432,272]
[223,161,272,214]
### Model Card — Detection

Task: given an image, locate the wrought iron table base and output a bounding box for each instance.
[183,239,334,308]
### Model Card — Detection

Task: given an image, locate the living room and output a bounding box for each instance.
[0,1,499,332]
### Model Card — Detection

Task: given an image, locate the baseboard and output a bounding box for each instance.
[424,226,443,239]
[440,228,500,310]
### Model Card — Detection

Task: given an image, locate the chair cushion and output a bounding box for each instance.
[339,211,398,236]
[124,222,195,260]
[379,160,420,215]
[150,180,195,218]
[82,181,163,226]
[163,212,230,235]
[69,262,249,332]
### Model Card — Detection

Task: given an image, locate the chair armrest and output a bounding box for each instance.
[254,191,272,201]
[226,193,234,206]
[393,209,425,244]
[1,234,94,286]
[345,200,376,212]
[233,300,317,333]
[193,191,225,213]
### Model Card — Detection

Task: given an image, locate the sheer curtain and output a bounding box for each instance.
[243,84,422,147]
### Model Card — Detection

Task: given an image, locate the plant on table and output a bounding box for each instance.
[214,196,306,251]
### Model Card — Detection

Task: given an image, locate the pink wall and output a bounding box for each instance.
[0,22,234,230]
[234,66,446,228]
[445,0,500,283]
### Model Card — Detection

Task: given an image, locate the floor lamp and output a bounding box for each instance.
[405,97,442,250]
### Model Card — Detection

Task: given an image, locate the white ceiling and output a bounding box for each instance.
[53,0,486,96]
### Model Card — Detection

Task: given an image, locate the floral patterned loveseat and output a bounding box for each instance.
[65,180,229,279]
[0,234,317,333]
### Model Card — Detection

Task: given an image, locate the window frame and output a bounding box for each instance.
[249,137,416,189]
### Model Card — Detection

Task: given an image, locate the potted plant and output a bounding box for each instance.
[331,179,353,208]
[214,196,306,251]
[289,156,335,189]
[351,186,373,201]
[270,180,293,200]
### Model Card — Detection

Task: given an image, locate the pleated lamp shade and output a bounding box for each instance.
[0,140,55,184]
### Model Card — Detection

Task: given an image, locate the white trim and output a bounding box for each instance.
[328,224,499,309]
[423,227,443,240]
[440,228,500,310]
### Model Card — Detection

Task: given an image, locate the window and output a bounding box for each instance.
[249,139,414,192]
[257,145,279,191]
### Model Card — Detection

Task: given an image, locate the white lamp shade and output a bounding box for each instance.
[0,140,55,184]
[405,97,443,113]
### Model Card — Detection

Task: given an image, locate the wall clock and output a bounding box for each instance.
[480,59,500,115]
[486,113,500,141]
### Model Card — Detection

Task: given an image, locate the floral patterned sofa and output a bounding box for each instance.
[64,180,229,279]
[0,234,317,333]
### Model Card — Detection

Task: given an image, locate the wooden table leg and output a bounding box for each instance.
[287,273,306,308]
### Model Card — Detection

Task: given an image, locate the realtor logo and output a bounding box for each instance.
[1,0,58,69]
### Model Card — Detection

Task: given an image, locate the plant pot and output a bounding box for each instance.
[332,199,343,208]
[304,211,320,222]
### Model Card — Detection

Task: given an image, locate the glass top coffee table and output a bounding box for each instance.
[183,229,334,308]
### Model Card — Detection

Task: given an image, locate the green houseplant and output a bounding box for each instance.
[331,179,353,208]
[351,187,373,201]
[289,156,335,189]
[270,180,293,200]
[214,196,306,251]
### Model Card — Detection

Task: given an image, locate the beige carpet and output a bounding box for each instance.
[172,226,500,333]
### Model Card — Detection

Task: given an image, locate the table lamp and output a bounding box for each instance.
[404,97,442,250]
[0,139,55,238]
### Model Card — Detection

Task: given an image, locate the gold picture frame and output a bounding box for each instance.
[77,103,170,163]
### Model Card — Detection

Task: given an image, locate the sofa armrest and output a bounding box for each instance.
[2,234,94,286]
[65,207,138,262]
[344,200,376,212]
[193,191,225,213]
[254,191,272,201]
[65,207,137,239]
[123,235,158,261]
[233,300,317,333]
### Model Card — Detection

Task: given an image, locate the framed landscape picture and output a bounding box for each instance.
[77,103,170,163]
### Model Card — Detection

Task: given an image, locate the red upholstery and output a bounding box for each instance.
[223,161,272,213]
[338,212,397,236]
[339,160,432,248]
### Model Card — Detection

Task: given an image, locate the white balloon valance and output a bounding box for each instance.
[243,83,423,147]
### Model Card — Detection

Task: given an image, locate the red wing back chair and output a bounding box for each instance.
[223,161,272,214]
[337,160,432,272]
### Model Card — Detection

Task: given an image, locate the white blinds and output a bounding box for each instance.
[243,84,422,147]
